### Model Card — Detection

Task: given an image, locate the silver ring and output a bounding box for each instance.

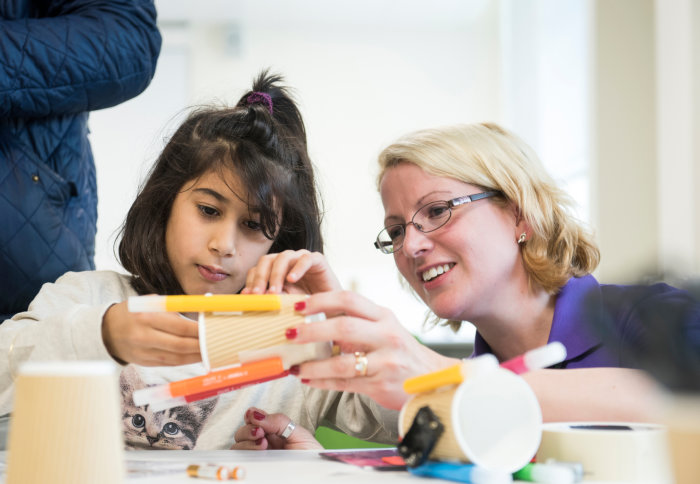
[281,419,296,439]
[354,351,368,377]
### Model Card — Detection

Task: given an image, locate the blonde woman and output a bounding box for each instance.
[234,123,696,448]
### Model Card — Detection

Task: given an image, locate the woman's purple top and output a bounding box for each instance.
[471,274,700,374]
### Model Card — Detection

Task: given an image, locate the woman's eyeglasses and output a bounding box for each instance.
[373,191,500,254]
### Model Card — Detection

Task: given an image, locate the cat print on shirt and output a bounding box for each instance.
[119,365,218,450]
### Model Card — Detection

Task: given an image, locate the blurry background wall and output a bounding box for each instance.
[88,0,699,345]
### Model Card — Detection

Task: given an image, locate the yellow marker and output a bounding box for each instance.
[127,294,293,313]
[403,354,498,394]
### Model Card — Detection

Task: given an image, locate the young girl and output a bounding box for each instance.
[0,71,397,450]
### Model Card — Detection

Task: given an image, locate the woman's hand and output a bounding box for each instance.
[286,291,459,410]
[101,300,201,366]
[241,250,342,295]
[231,407,323,450]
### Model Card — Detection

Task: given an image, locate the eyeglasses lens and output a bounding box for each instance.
[376,201,452,254]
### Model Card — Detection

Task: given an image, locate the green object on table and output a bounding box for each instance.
[314,426,392,450]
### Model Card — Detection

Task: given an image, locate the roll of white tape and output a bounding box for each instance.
[536,422,672,482]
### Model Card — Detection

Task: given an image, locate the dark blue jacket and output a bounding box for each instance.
[0,0,161,320]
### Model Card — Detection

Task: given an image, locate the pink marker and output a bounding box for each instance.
[500,342,567,375]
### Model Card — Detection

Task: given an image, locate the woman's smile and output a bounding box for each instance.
[420,263,456,283]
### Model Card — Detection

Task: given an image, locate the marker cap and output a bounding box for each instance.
[133,384,171,406]
[127,295,165,313]
[524,342,567,370]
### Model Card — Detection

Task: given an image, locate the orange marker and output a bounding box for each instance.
[134,357,284,409]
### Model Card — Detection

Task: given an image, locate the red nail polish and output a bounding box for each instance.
[251,426,259,436]
[285,328,298,339]
[294,301,306,311]
[289,365,300,376]
[253,411,266,420]
[301,378,310,384]
[255,438,263,446]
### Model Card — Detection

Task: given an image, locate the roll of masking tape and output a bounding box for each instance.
[536,422,672,482]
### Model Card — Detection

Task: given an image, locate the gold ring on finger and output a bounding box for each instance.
[353,351,368,377]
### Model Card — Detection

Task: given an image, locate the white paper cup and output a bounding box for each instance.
[6,361,125,484]
[399,366,542,472]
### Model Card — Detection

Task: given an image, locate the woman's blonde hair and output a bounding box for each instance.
[377,123,599,327]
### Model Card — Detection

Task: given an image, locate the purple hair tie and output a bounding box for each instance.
[246,92,273,115]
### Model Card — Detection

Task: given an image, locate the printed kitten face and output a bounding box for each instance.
[119,366,217,450]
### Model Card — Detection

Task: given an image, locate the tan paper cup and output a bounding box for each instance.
[664,394,700,484]
[399,366,542,472]
[6,361,125,484]
[198,294,309,370]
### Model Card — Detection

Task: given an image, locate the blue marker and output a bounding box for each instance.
[408,461,512,484]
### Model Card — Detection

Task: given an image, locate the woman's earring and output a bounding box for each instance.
[517,233,527,244]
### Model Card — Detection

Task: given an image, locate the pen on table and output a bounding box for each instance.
[128,294,298,313]
[408,461,512,484]
[403,353,499,394]
[512,462,576,484]
[133,357,285,407]
[187,463,245,480]
[499,342,567,375]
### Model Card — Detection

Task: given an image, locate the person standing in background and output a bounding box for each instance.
[0,0,162,321]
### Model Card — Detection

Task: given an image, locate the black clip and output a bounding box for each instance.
[397,405,444,468]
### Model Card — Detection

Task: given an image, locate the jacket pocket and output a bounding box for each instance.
[21,152,77,206]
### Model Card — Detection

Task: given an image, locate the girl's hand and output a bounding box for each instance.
[101,300,201,366]
[242,249,342,295]
[286,291,459,411]
[231,407,323,450]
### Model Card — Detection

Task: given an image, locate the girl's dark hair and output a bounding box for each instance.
[118,70,323,295]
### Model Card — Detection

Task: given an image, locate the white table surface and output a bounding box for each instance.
[0,449,433,483]
[129,449,421,483]
[0,449,654,483]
